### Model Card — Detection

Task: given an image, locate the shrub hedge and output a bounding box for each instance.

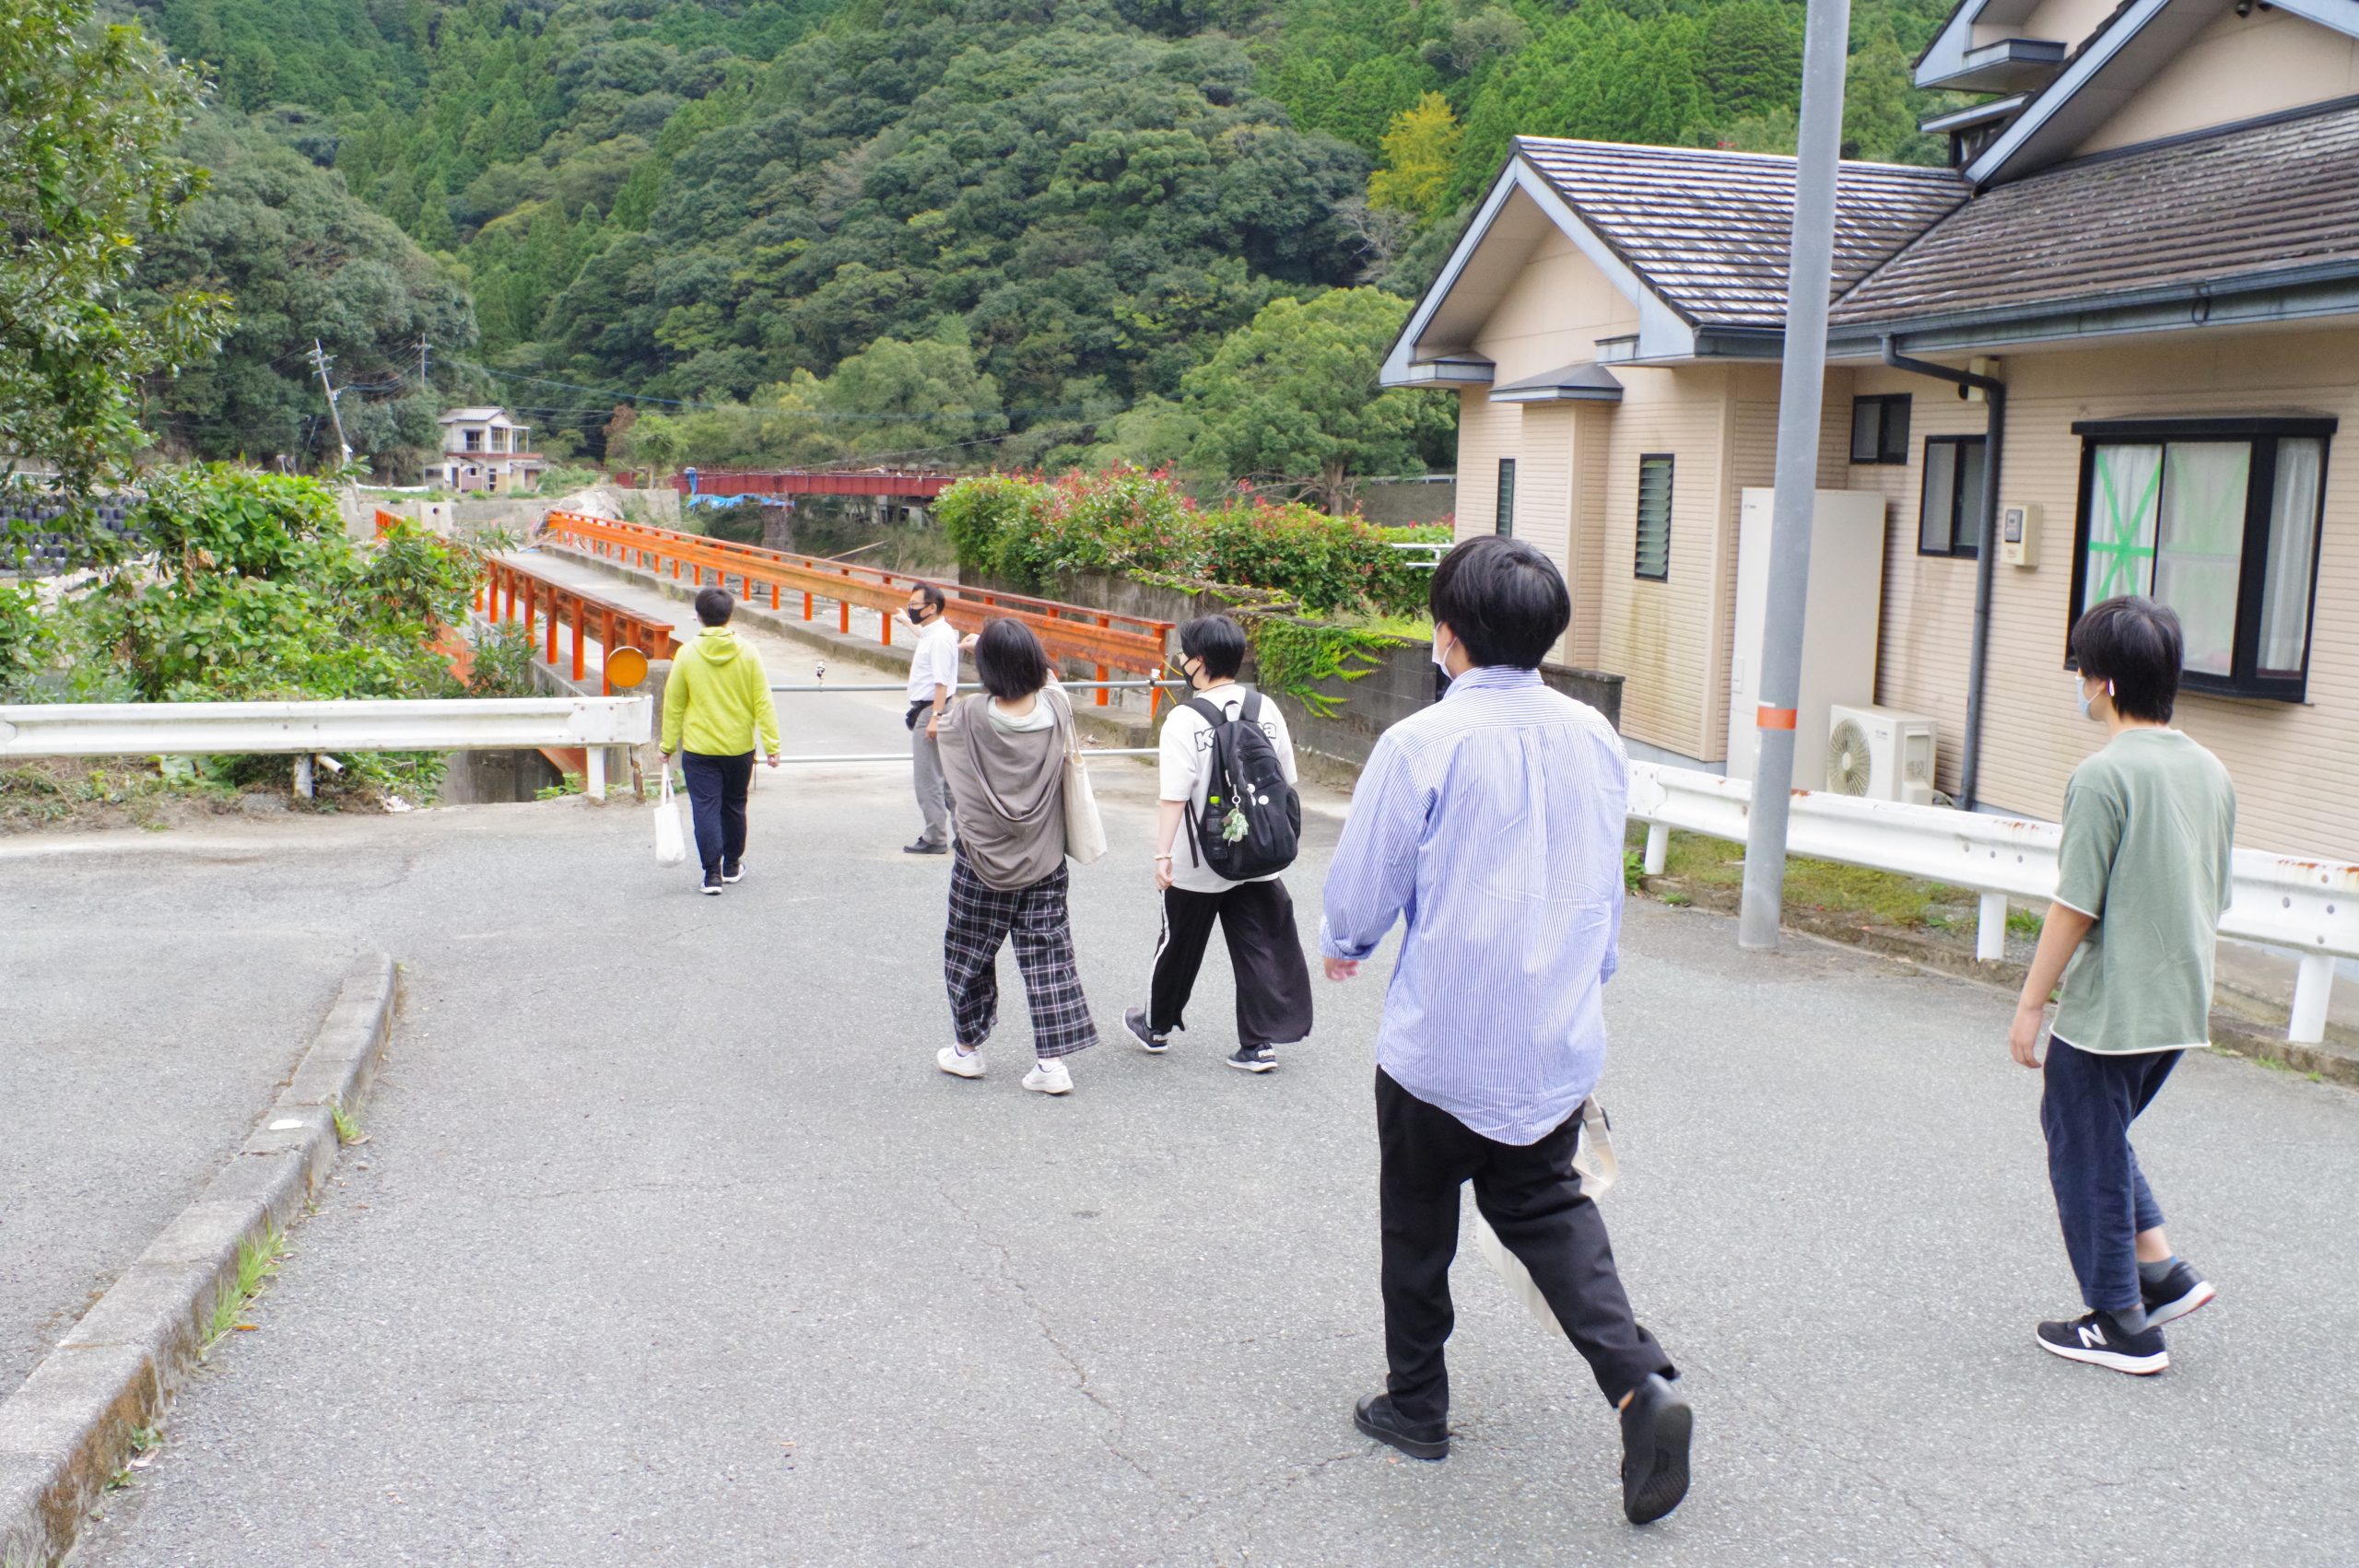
[938,467,1441,621]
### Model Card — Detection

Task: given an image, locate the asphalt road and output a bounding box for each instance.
[13,670,2359,1565]
[0,890,358,1389]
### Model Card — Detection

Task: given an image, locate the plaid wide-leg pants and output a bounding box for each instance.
[945,849,1098,1059]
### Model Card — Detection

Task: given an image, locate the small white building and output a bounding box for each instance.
[434,407,545,493]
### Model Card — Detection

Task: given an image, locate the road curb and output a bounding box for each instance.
[0,953,399,1567]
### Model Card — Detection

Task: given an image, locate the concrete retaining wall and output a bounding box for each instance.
[973,568,1624,777]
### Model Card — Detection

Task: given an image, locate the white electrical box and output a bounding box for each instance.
[1727,488,1888,790]
[2000,502,2040,568]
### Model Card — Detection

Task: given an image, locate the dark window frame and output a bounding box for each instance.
[2068,415,2336,704]
[1850,394,1912,465]
[1634,453,1673,581]
[1495,457,1516,537]
[1918,434,1988,558]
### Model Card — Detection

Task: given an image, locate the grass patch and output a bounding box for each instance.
[534,772,585,802]
[330,1097,367,1146]
[0,759,235,830]
[204,1223,286,1352]
[1629,825,1979,930]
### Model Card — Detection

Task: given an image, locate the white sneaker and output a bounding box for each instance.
[936,1046,984,1080]
[1022,1058,1073,1095]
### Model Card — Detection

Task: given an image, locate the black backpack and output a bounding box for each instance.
[1185,692,1301,881]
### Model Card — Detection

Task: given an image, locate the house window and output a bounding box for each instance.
[464,429,483,451]
[1851,395,1911,464]
[2071,416,2334,700]
[1495,459,1516,536]
[1635,454,1673,580]
[1919,436,1988,557]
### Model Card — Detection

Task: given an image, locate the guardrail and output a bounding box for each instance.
[0,697,651,800]
[538,511,1175,716]
[1627,762,2359,1045]
[477,554,680,692]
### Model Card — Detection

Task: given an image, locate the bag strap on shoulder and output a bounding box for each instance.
[1185,696,1229,729]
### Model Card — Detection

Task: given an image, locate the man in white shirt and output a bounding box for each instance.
[1124,614,1313,1072]
[903,582,960,855]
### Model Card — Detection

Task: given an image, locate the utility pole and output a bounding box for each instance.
[307,338,352,468]
[1737,0,1852,952]
[416,334,430,392]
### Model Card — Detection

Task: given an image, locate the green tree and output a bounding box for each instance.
[1844,23,1919,161]
[1704,2,1804,123]
[1368,93,1464,224]
[1179,288,1452,515]
[0,0,226,544]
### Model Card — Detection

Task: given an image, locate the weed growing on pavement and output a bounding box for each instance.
[330,1098,367,1146]
[1623,848,1646,893]
[204,1223,286,1352]
[534,773,585,801]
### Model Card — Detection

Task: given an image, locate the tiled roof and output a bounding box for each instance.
[1833,100,2359,328]
[1513,138,1968,329]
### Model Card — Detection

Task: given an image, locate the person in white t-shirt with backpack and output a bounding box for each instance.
[1124,614,1313,1073]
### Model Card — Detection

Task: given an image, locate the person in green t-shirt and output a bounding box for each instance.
[2010,595,2236,1377]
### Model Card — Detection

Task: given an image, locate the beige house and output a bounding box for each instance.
[1387,0,2359,859]
[435,407,545,493]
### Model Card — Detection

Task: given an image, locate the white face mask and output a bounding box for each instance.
[1431,628,1453,673]
[2072,671,2098,721]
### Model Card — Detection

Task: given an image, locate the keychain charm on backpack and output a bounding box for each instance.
[1185,691,1301,880]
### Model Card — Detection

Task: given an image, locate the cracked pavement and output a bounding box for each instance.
[12,671,2357,1565]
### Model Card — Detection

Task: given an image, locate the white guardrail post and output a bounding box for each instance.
[0,697,652,802]
[1626,760,2359,1046]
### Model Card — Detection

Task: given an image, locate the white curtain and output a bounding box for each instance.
[2154,443,2248,676]
[2259,439,2324,676]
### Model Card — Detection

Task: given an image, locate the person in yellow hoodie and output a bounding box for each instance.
[660,588,781,895]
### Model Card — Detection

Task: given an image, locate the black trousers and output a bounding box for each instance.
[1148,879,1314,1047]
[680,750,753,874]
[1377,1068,1672,1425]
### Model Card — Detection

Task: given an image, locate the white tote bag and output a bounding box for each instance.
[1472,1099,1618,1343]
[653,767,687,867]
[1057,692,1109,866]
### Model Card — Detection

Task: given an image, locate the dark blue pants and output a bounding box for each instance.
[2041,1039,2178,1316]
[680,750,753,875]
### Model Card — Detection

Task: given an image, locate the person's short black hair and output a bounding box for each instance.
[910,580,947,613]
[974,617,1048,701]
[2071,595,2182,722]
[694,587,735,626]
[1429,535,1570,669]
[1178,614,1248,682]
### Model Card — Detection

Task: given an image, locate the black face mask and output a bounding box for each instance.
[906,605,927,626]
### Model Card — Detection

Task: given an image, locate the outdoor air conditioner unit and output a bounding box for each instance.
[1825,704,1938,806]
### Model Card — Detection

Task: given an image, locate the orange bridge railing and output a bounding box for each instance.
[539,511,1175,715]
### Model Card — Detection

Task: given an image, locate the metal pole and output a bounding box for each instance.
[1737,0,1852,953]
[308,339,351,466]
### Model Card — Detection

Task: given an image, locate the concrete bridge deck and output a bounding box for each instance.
[7,673,2358,1564]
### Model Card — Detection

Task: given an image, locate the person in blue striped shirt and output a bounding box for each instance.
[1320,535,1690,1527]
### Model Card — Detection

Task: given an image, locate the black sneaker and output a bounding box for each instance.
[722,858,745,884]
[1619,1373,1692,1526]
[699,871,723,896]
[1353,1393,1448,1461]
[903,838,948,856]
[1227,1043,1277,1073]
[1121,1007,1169,1053]
[2142,1262,2215,1328]
[2036,1312,2167,1375]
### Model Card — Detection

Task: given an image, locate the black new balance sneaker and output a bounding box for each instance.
[2142,1262,2216,1328]
[2036,1312,2168,1375]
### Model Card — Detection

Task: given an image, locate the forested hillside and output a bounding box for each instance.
[127,0,1970,481]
